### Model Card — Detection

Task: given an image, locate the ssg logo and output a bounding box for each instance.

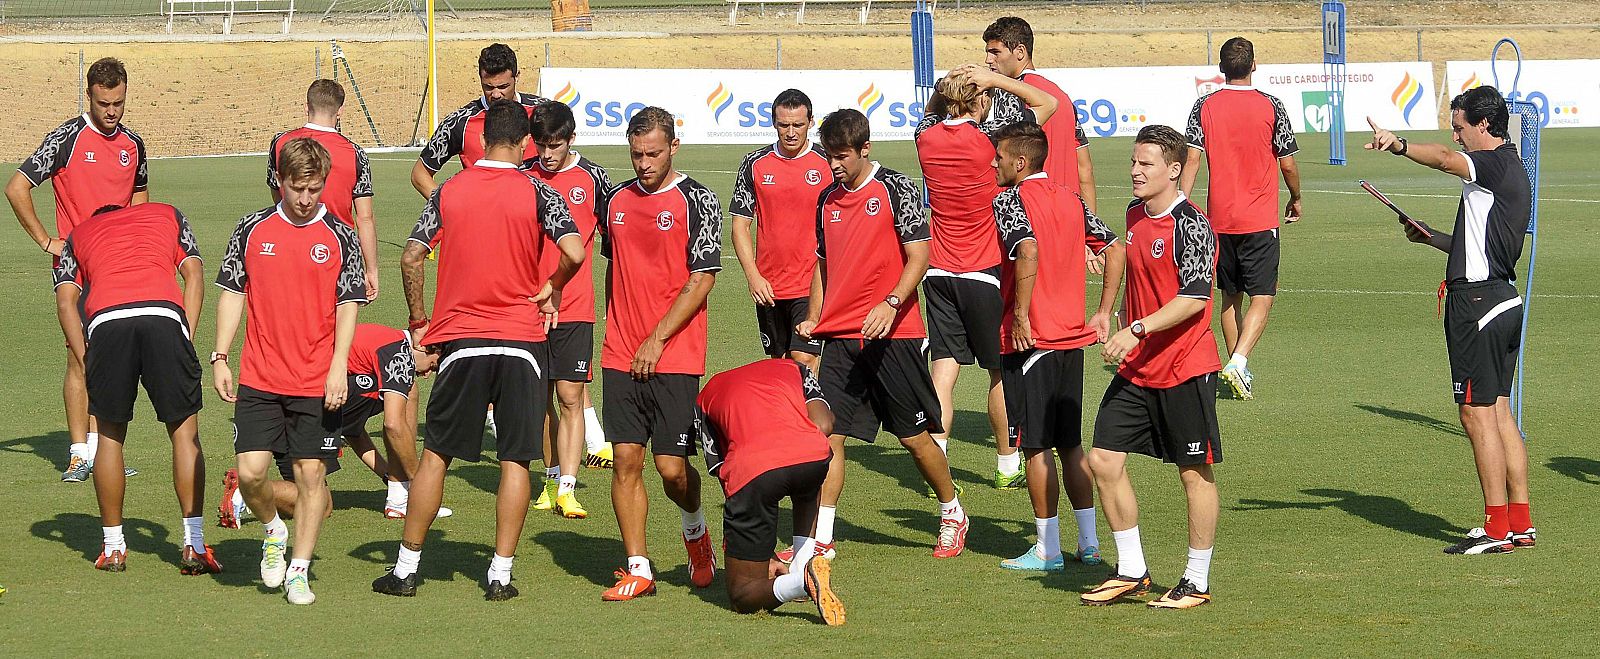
[1391,73,1424,126]
[555,81,649,128]
[857,83,925,128]
[704,82,777,128]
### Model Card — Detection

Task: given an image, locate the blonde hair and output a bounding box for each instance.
[276,137,332,184]
[936,75,986,119]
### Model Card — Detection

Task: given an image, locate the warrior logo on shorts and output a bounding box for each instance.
[1150,238,1166,259]
[322,437,338,450]
[915,411,927,425]
[1187,442,1202,455]
[310,243,332,264]
[355,374,375,390]
[806,169,822,185]
[569,186,587,205]
[119,149,130,167]
[865,197,882,216]
[656,210,675,231]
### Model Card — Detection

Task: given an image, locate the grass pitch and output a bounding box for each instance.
[1,129,1598,655]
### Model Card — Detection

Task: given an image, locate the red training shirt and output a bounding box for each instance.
[409,160,578,345]
[696,359,832,497]
[1119,195,1221,388]
[267,123,373,228]
[597,173,723,375]
[729,142,831,299]
[524,152,613,323]
[216,203,369,397]
[1185,85,1299,234]
[53,202,200,334]
[419,92,548,173]
[19,115,149,239]
[917,119,1005,274]
[813,163,929,340]
[1018,70,1091,195]
[346,323,415,401]
[993,173,1118,353]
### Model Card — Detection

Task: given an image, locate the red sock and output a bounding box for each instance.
[1484,505,1510,540]
[1508,502,1532,533]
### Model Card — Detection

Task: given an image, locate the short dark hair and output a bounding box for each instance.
[1135,124,1188,167]
[819,109,871,152]
[626,106,676,142]
[93,204,124,216]
[306,79,345,114]
[773,89,813,119]
[86,57,126,90]
[982,16,1033,57]
[483,99,530,148]
[530,100,577,141]
[479,43,518,77]
[1451,85,1511,139]
[992,122,1048,174]
[1219,37,1254,80]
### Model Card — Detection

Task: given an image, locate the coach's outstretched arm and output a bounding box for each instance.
[1366,118,1456,252]
[633,271,716,381]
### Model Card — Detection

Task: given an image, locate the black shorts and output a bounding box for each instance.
[424,339,548,463]
[1002,348,1085,451]
[1217,229,1280,296]
[602,368,699,456]
[547,322,595,383]
[85,312,202,424]
[338,394,385,437]
[819,337,943,442]
[755,298,822,357]
[1444,280,1522,405]
[723,458,830,563]
[274,454,341,482]
[923,268,1003,369]
[233,385,342,459]
[1093,374,1222,466]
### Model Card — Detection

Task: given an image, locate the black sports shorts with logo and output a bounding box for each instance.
[923,267,1004,369]
[547,322,596,383]
[819,337,943,442]
[755,297,823,357]
[233,385,342,459]
[1444,279,1521,405]
[1002,348,1086,451]
[1217,229,1280,297]
[722,458,830,563]
[1093,373,1222,466]
[85,312,202,424]
[425,338,548,463]
[602,368,700,457]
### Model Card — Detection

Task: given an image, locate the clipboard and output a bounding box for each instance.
[1359,180,1433,238]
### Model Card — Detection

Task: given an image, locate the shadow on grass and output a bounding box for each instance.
[880,509,1024,559]
[947,410,998,451]
[0,430,70,471]
[1353,403,1465,438]
[1023,564,1114,594]
[29,513,176,565]
[1546,456,1600,485]
[348,529,494,585]
[532,529,625,588]
[849,442,986,499]
[330,488,386,513]
[1235,488,1465,543]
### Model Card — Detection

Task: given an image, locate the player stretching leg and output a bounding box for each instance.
[1181,37,1302,400]
[697,359,844,625]
[916,66,1056,490]
[1082,126,1222,609]
[797,109,968,559]
[214,138,368,605]
[7,58,148,482]
[373,100,585,600]
[987,123,1122,570]
[597,108,722,601]
[1367,86,1535,554]
[524,100,615,517]
[55,203,215,573]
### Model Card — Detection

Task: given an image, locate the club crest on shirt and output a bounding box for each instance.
[656,210,674,231]
[310,243,332,264]
[1151,238,1166,259]
[119,149,130,167]
[865,197,882,216]
[355,374,374,390]
[806,169,822,185]
[569,186,587,205]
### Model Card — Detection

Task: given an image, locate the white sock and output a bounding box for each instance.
[627,555,653,579]
[1184,546,1213,591]
[544,466,560,480]
[814,506,837,545]
[681,507,707,540]
[997,451,1022,475]
[773,537,817,602]
[791,536,817,564]
[933,437,949,455]
[69,442,90,461]
[394,545,421,579]
[182,516,205,552]
[939,496,964,521]
[558,475,576,496]
[1112,526,1146,578]
[102,524,126,553]
[263,515,289,541]
[1035,517,1061,559]
[1073,507,1098,550]
[86,432,100,462]
[288,558,310,576]
[386,480,408,507]
[1228,353,1247,369]
[583,406,607,452]
[487,553,514,586]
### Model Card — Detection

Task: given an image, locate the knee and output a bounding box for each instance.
[656,461,691,490]
[1086,449,1117,477]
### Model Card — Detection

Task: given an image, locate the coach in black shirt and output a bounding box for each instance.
[1366,85,1534,556]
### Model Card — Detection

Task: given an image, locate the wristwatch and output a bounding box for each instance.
[209,352,229,364]
[1393,137,1408,156]
[1129,319,1148,339]
[884,294,902,309]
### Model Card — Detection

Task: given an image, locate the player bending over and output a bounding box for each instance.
[987,122,1123,571]
[696,359,844,626]
[412,43,548,198]
[1082,125,1222,610]
[796,109,969,560]
[374,100,584,600]
[214,138,369,605]
[55,203,214,574]
[1367,85,1536,554]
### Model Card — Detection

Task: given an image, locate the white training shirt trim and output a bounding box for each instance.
[536,151,582,173]
[473,159,520,170]
[437,346,543,378]
[303,122,338,133]
[1021,349,1052,374]
[1144,193,1189,219]
[843,162,882,194]
[924,267,1001,288]
[1477,296,1523,330]
[87,306,189,341]
[771,142,815,160]
[1021,171,1051,183]
[638,172,689,196]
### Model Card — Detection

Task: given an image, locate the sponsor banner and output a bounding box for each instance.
[539,62,1435,145]
[1446,59,1598,129]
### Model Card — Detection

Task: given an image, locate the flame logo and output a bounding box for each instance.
[554,82,581,107]
[857,84,885,118]
[1458,72,1483,94]
[1391,73,1423,125]
[706,83,734,124]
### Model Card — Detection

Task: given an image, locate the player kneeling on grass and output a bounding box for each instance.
[695,359,844,626]
[374,99,585,601]
[214,137,369,605]
[54,202,214,574]
[987,122,1124,571]
[1081,126,1222,609]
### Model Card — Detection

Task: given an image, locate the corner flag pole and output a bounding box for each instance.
[1490,38,1542,433]
[426,0,439,132]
